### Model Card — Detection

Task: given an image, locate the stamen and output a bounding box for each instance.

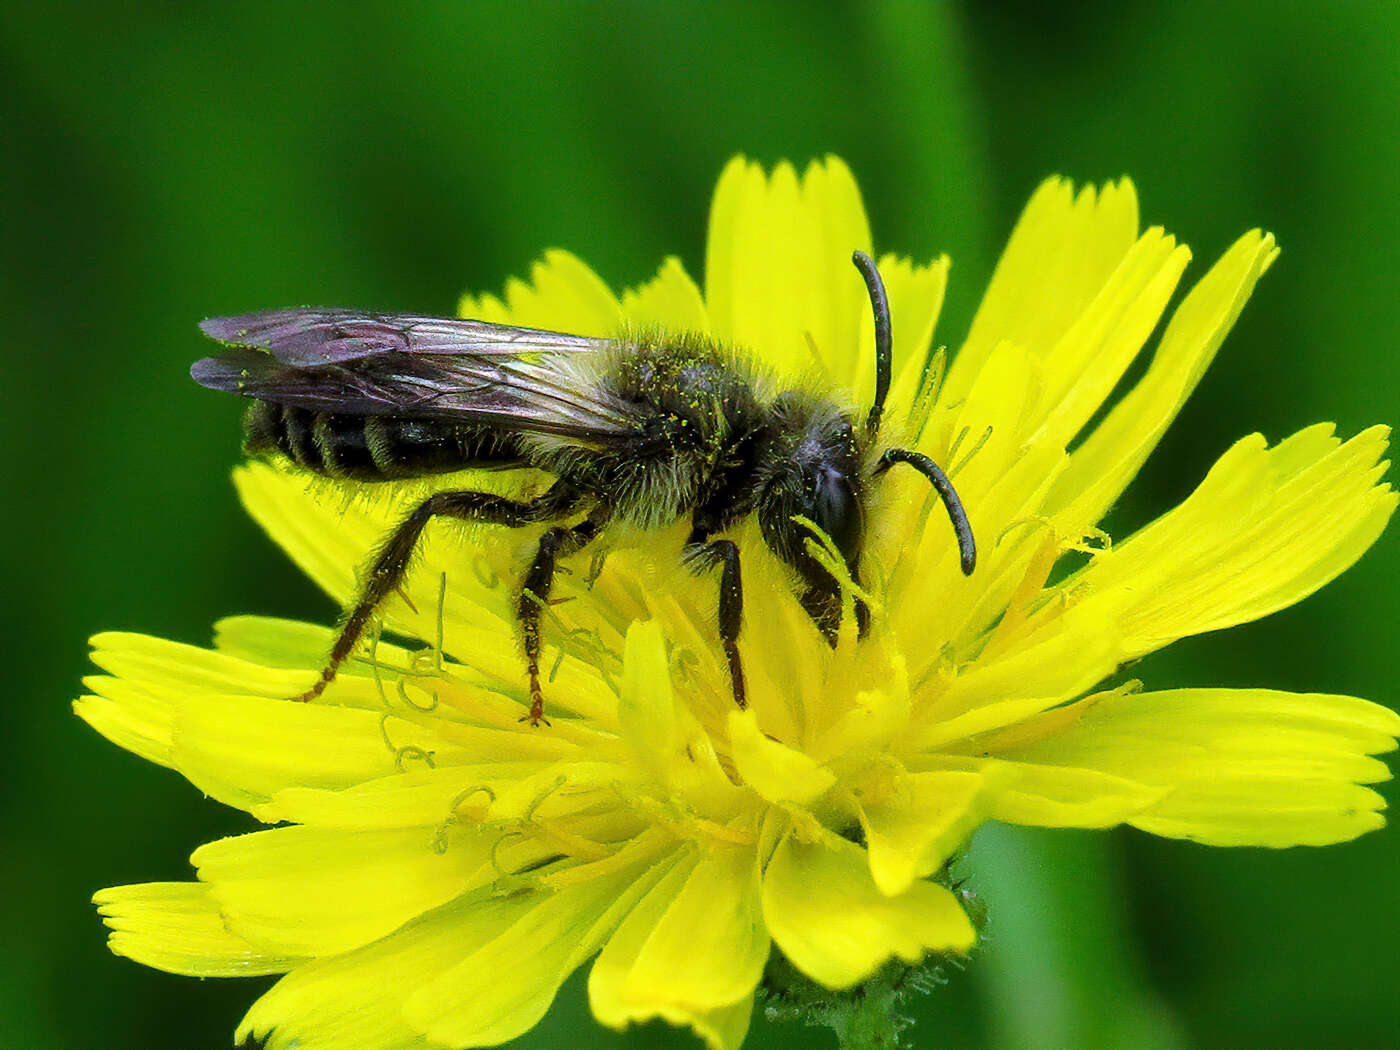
[471,553,501,590]
[369,630,390,709]
[396,676,440,713]
[522,775,569,824]
[793,513,880,640]
[489,831,527,876]
[538,831,671,890]
[434,572,447,665]
[949,425,994,478]
[378,712,436,771]
[430,788,496,855]
[905,347,948,438]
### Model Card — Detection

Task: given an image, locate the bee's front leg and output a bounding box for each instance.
[683,533,746,710]
[518,506,611,726]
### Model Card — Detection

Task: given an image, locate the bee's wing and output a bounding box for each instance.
[192,309,635,442]
[198,309,603,365]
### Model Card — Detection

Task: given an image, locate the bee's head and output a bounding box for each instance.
[758,398,870,642]
[754,251,978,644]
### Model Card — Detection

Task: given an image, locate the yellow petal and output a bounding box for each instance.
[170,693,472,812]
[620,256,710,333]
[880,253,951,421]
[618,619,683,777]
[859,771,986,896]
[1024,228,1192,451]
[728,707,836,805]
[193,825,507,956]
[914,585,1123,730]
[456,286,511,325]
[88,629,311,701]
[74,679,175,771]
[706,156,873,386]
[999,688,1400,845]
[79,632,452,809]
[911,696,1084,753]
[618,620,742,813]
[1045,229,1280,532]
[970,758,1166,828]
[761,833,974,988]
[886,440,1068,665]
[402,858,662,1046]
[212,615,339,668]
[255,762,555,829]
[94,882,301,977]
[936,339,1044,510]
[1131,778,1389,846]
[1031,425,1395,660]
[238,851,666,1050]
[235,462,395,610]
[942,177,1141,408]
[660,998,752,1050]
[468,248,623,336]
[590,843,766,1031]
[237,889,544,1050]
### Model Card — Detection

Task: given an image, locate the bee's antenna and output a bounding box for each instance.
[852,250,891,440]
[876,448,977,575]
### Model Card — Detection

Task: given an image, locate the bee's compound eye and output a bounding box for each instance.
[811,466,863,563]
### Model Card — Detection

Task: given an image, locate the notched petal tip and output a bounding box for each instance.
[94,882,301,978]
[762,833,974,989]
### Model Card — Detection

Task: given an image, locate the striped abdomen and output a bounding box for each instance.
[243,402,523,480]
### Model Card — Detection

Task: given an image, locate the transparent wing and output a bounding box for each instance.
[192,308,637,442]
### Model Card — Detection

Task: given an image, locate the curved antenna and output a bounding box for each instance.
[876,448,977,575]
[852,250,891,440]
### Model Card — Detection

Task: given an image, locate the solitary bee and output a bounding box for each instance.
[193,252,975,724]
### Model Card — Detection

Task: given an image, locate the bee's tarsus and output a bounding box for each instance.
[517,510,611,725]
[520,689,551,728]
[294,666,334,703]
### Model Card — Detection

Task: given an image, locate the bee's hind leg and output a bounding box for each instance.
[518,505,612,726]
[299,482,581,703]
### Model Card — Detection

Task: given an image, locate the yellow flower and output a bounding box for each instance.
[79,158,1398,1050]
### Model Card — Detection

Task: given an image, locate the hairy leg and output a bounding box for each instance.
[299,482,581,702]
[518,505,612,725]
[683,532,747,710]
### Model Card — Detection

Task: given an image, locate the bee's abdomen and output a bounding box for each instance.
[243,403,523,480]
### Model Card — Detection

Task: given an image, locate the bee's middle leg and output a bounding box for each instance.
[518,505,611,726]
[300,482,580,702]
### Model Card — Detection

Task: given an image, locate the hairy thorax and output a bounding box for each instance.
[532,331,775,528]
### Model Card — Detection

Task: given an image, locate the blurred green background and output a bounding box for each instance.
[4,2,1397,1047]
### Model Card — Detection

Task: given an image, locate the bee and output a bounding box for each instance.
[193,252,975,724]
